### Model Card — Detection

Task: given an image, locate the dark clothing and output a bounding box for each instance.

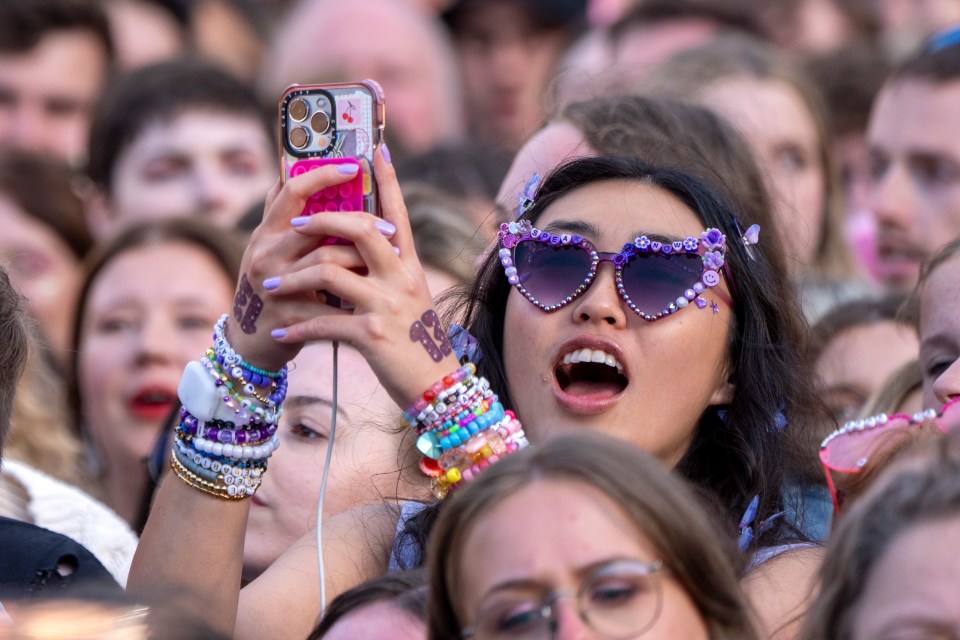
[0,516,120,599]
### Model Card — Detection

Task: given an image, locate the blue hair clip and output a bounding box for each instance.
[515,173,540,219]
[926,25,960,53]
[737,495,786,551]
[775,401,788,431]
[448,324,482,365]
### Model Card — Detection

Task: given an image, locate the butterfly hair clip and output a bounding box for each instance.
[515,173,540,219]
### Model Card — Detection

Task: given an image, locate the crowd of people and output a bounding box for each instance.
[1,0,959,637]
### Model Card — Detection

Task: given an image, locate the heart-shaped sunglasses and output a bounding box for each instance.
[497,220,729,321]
[820,397,960,511]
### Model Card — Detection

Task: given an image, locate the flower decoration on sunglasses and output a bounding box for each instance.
[497,219,728,322]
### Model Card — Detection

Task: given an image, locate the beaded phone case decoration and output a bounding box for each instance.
[289,157,364,247]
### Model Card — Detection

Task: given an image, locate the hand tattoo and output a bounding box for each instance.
[233,274,264,334]
[409,310,453,362]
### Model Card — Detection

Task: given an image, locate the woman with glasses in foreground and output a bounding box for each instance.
[428,433,758,640]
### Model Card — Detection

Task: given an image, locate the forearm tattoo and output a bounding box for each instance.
[409,310,453,362]
[233,274,264,334]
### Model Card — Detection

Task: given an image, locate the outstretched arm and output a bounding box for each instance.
[128,150,459,636]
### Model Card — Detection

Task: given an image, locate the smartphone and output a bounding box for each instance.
[279,80,386,306]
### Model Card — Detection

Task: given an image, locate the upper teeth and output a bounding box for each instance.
[562,348,624,372]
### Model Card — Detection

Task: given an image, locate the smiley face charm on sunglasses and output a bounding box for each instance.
[497,220,728,322]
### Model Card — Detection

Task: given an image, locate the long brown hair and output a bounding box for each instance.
[427,433,758,640]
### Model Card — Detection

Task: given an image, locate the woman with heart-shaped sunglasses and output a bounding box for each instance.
[132,149,823,639]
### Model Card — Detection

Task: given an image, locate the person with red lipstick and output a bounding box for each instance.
[133,146,824,637]
[867,27,960,291]
[69,218,243,526]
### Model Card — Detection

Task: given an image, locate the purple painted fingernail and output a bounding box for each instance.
[337,163,359,174]
[376,219,397,236]
[271,328,287,339]
[381,143,392,165]
[377,218,397,238]
[393,246,401,256]
[262,277,281,290]
[291,216,310,227]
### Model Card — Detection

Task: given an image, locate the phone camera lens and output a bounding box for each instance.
[311,112,331,134]
[290,126,309,149]
[289,98,308,122]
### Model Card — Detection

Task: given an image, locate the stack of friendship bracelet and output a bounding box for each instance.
[172,314,287,499]
[402,363,529,499]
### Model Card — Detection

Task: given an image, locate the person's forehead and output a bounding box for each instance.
[870,78,960,151]
[0,31,107,91]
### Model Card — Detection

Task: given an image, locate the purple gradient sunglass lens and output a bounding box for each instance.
[619,252,704,316]
[513,241,593,307]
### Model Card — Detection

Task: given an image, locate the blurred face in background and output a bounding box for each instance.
[817,321,919,425]
[78,241,233,518]
[453,1,570,152]
[702,77,826,273]
[918,252,960,408]
[868,79,960,289]
[91,110,274,239]
[0,195,81,356]
[0,31,108,165]
[263,0,462,155]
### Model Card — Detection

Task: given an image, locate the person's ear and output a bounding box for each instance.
[710,376,735,406]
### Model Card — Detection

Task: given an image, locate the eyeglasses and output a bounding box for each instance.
[819,397,960,511]
[497,220,729,322]
[460,559,664,640]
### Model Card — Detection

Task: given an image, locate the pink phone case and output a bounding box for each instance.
[278,81,385,306]
[278,81,385,216]
[289,157,364,246]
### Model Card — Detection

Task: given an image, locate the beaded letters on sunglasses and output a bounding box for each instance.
[497,219,727,321]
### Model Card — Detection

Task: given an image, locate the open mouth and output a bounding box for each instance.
[877,244,924,263]
[129,388,176,420]
[555,348,628,397]
[875,242,925,285]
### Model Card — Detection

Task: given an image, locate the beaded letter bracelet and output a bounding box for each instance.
[404,364,528,499]
[171,318,288,499]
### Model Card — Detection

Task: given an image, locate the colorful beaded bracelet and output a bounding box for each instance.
[213,314,286,381]
[171,453,261,500]
[401,363,476,428]
[404,365,528,499]
[177,407,278,444]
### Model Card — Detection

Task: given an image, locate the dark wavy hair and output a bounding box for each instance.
[447,155,818,549]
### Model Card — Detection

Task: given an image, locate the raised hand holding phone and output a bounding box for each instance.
[264,147,461,409]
